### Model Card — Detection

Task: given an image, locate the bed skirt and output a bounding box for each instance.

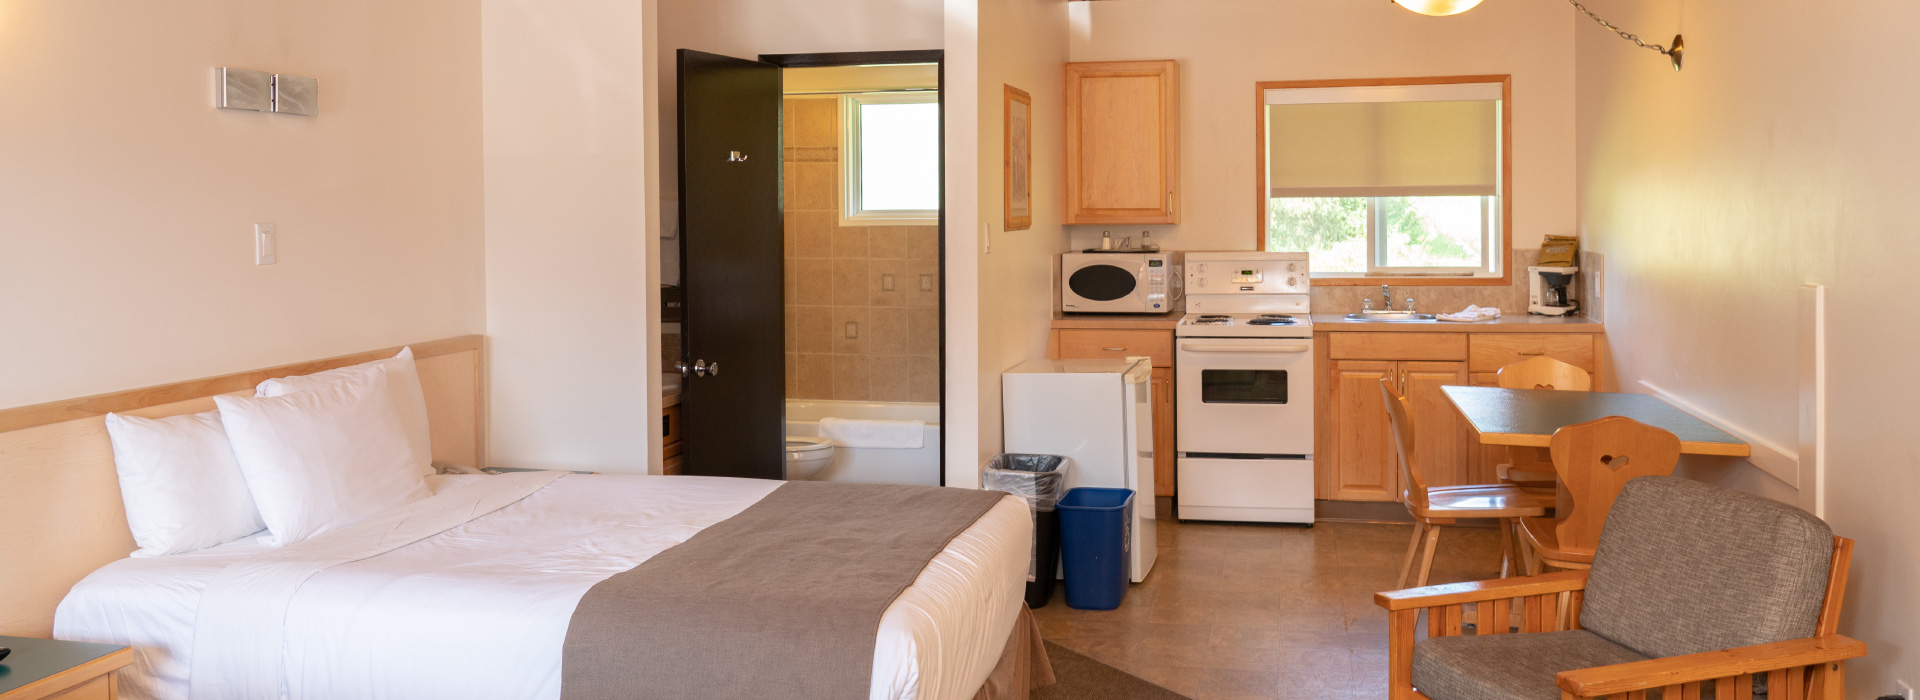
[972,605,1055,700]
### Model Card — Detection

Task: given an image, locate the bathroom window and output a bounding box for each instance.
[1258,77,1509,282]
[841,92,939,226]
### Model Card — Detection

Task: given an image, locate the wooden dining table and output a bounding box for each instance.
[1441,385,1751,457]
[1441,385,1754,552]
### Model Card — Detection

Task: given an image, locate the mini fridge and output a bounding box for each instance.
[1001,358,1157,582]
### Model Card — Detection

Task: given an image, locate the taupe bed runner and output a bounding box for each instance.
[561,481,1008,700]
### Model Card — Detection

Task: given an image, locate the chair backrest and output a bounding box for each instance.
[1583,476,1836,659]
[1548,416,1682,551]
[1378,378,1431,509]
[1496,356,1592,391]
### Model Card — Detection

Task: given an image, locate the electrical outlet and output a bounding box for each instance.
[254,223,276,265]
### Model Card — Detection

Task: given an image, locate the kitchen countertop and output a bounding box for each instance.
[1310,313,1602,333]
[1050,310,1183,330]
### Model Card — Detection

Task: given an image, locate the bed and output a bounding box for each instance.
[0,336,1043,700]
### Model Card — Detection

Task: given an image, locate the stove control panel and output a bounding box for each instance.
[1188,256,1310,295]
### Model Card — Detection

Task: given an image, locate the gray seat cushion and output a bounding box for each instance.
[1414,630,1649,700]
[1583,476,1833,659]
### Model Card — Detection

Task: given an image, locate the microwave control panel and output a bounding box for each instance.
[1145,259,1167,309]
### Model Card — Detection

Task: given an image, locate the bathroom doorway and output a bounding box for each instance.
[673,50,944,485]
[767,52,945,486]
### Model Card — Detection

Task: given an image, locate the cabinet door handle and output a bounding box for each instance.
[1166,191,1173,215]
[1519,350,1546,356]
[1104,347,1127,351]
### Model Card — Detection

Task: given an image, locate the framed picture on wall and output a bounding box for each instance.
[1004,85,1032,231]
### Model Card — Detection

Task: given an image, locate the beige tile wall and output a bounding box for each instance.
[783,96,940,403]
[1310,249,1585,315]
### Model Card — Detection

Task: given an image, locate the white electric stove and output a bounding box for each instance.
[1174,252,1317,524]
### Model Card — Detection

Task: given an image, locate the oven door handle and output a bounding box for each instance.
[1179,343,1311,354]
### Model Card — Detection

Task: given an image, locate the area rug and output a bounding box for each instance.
[1034,641,1194,700]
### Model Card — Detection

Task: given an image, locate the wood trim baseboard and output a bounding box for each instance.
[0,335,485,434]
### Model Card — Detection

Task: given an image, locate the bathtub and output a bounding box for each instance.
[786,400,941,486]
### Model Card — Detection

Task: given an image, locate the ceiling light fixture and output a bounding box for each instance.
[1393,0,1684,71]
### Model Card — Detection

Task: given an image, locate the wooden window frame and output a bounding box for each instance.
[1254,74,1513,287]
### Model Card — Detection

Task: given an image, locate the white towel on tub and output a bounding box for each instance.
[819,417,926,449]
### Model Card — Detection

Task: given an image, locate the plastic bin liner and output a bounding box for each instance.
[983,453,1070,511]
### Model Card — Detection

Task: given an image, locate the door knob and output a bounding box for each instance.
[707,361,720,377]
[693,359,709,377]
[675,361,690,377]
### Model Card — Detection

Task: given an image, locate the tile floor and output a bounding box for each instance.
[1032,518,1507,700]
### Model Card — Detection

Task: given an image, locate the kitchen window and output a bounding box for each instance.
[1257,77,1510,283]
[841,91,940,226]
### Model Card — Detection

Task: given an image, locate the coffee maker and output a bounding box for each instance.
[1527,266,1579,316]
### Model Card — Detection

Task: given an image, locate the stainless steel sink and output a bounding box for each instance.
[1342,313,1439,322]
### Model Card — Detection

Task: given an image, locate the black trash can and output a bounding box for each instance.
[983,453,1070,608]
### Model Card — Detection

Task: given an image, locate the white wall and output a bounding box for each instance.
[1064,0,1577,253]
[482,0,662,472]
[0,1,485,409]
[1575,1,1918,692]
[946,0,1072,487]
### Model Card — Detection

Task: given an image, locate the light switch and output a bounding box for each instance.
[255,224,276,265]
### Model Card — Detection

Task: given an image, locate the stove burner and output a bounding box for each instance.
[1248,314,1297,326]
[1191,314,1235,326]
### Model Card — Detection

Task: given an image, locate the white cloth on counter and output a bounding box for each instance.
[819,417,926,449]
[1438,305,1503,322]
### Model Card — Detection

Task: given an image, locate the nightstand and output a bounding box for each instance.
[0,636,132,700]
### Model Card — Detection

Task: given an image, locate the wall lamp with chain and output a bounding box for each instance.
[1393,0,1683,71]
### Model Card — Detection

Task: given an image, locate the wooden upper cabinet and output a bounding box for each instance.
[1064,60,1179,224]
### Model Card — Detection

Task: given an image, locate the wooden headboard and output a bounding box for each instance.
[0,335,485,637]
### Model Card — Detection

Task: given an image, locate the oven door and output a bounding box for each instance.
[1061,259,1146,312]
[1175,337,1315,455]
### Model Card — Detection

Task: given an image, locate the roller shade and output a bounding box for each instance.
[1265,83,1500,198]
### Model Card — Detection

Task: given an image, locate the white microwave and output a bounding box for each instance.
[1061,252,1182,314]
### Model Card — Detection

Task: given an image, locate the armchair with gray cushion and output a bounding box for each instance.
[1375,476,1865,700]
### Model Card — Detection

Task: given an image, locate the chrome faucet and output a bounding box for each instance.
[1380,285,1394,312]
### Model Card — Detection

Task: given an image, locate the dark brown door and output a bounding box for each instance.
[677,50,783,479]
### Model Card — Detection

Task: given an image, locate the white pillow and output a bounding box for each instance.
[257,347,434,476]
[104,411,266,557]
[217,364,432,546]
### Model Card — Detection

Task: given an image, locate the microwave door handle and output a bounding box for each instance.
[1179,343,1310,354]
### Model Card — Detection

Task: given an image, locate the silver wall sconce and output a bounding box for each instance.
[217,68,320,115]
[272,74,319,116]
[217,68,272,111]
[1392,0,1684,71]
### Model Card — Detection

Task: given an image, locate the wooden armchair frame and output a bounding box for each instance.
[1373,537,1864,700]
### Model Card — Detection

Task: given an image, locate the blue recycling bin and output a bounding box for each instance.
[1057,487,1133,610]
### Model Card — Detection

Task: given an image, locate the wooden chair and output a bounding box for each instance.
[1520,416,1680,573]
[1377,476,1863,700]
[1380,378,1550,587]
[1493,356,1594,488]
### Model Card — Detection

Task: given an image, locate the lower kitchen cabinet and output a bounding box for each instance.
[1328,360,1398,501]
[1319,329,1603,502]
[1150,367,1176,497]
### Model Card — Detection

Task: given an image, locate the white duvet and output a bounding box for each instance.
[54,473,1031,700]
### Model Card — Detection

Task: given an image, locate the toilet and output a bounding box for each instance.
[784,436,837,480]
